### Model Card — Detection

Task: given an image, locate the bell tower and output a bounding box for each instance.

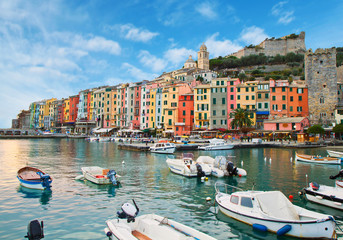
[197,43,209,71]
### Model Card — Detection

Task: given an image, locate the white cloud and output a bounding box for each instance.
[122,63,156,81]
[72,35,121,55]
[240,26,269,45]
[271,1,295,25]
[118,24,159,42]
[195,2,217,20]
[205,33,242,57]
[164,48,197,66]
[138,50,168,72]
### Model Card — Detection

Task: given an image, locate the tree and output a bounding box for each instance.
[333,124,343,140]
[230,108,253,132]
[307,124,325,138]
[238,72,247,82]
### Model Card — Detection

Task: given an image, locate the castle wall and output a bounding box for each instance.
[337,65,343,82]
[305,48,337,125]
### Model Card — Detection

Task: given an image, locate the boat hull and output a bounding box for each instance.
[304,187,343,210]
[81,167,119,185]
[105,214,216,240]
[150,147,175,154]
[327,150,343,158]
[17,167,52,190]
[216,193,336,239]
[17,177,47,190]
[295,153,341,165]
[198,145,234,150]
[166,159,211,177]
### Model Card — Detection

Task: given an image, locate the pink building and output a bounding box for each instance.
[263,117,310,132]
[227,78,240,129]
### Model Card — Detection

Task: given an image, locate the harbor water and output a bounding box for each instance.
[0,139,342,240]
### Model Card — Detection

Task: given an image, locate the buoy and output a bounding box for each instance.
[122,160,125,164]
[241,161,244,166]
[206,197,211,201]
[288,195,293,201]
[239,174,242,177]
[205,177,208,181]
[290,157,293,162]
[252,223,268,232]
[264,157,267,162]
[269,157,272,163]
[277,225,292,236]
[201,176,205,181]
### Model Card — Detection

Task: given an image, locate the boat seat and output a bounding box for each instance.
[20,172,41,180]
[132,230,152,240]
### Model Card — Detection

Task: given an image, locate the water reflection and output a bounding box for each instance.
[17,186,52,205]
[77,179,120,197]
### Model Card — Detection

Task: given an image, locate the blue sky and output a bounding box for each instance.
[1,0,343,128]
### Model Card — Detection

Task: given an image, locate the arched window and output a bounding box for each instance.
[320,97,324,104]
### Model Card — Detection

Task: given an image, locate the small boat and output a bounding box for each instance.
[150,141,176,154]
[295,152,341,165]
[303,170,343,210]
[98,137,111,142]
[80,166,120,185]
[196,156,247,177]
[104,200,216,240]
[166,153,212,177]
[17,167,52,190]
[327,149,343,158]
[198,138,234,151]
[215,183,337,238]
[88,136,99,142]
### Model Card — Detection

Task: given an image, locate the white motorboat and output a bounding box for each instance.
[303,170,343,210]
[196,156,247,177]
[80,166,120,185]
[295,152,341,165]
[166,153,212,177]
[88,136,99,142]
[198,138,234,151]
[98,137,111,142]
[215,183,337,238]
[150,142,176,154]
[327,150,343,158]
[104,200,216,240]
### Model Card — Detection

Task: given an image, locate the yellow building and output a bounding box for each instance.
[46,98,57,128]
[236,81,258,125]
[149,87,157,129]
[110,87,118,127]
[194,84,211,128]
[63,98,70,123]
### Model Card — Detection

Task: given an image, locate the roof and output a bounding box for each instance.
[264,117,306,124]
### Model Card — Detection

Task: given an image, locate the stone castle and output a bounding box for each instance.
[305,47,337,125]
[231,32,306,58]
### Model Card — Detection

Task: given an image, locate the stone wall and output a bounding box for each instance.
[231,32,306,58]
[337,65,343,82]
[305,48,337,125]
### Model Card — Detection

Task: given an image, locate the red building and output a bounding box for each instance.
[175,93,194,135]
[132,84,141,129]
[69,95,79,123]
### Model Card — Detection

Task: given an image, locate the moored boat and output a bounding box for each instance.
[150,141,176,154]
[81,166,120,185]
[295,152,341,165]
[196,156,247,177]
[327,149,343,158]
[17,167,52,190]
[215,183,337,238]
[198,138,234,151]
[104,200,216,240]
[166,153,211,177]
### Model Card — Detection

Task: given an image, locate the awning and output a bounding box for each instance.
[256,111,270,115]
[93,128,114,133]
[164,130,174,133]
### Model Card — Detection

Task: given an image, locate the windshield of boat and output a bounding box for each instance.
[241,197,253,208]
[230,195,239,205]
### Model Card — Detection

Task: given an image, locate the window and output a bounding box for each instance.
[290,106,293,112]
[237,95,241,100]
[213,120,216,125]
[173,94,175,99]
[222,98,225,104]
[272,96,276,101]
[320,97,324,103]
[258,93,261,99]
[273,104,278,110]
[230,81,234,85]
[252,95,255,100]
[290,96,293,102]
[297,88,304,94]
[320,112,326,118]
[183,102,186,107]
[213,98,216,104]
[221,81,224,85]
[246,96,249,100]
[230,95,234,100]
[299,96,302,101]
[191,110,194,115]
[282,87,285,92]
[230,87,234,92]
[213,110,216,116]
[222,110,225,115]
[241,197,253,208]
[204,113,207,120]
[282,95,286,101]
[258,103,262,109]
[217,81,220,86]
[264,103,268,108]
[230,104,234,109]
[265,93,269,99]
[230,195,239,204]
[183,110,186,116]
[168,111,172,115]
[251,87,254,91]
[289,87,293,92]
[272,88,275,92]
[237,104,240,108]
[250,113,254,118]
[297,106,303,112]
[168,119,172,125]
[282,104,286,110]
[246,87,249,92]
[237,88,241,92]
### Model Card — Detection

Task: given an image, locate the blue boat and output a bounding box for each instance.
[17,167,52,190]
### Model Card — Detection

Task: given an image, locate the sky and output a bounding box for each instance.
[1,0,343,128]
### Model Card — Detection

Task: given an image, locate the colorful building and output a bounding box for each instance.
[175,92,194,135]
[209,78,228,129]
[194,84,210,129]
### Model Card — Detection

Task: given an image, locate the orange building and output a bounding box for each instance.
[175,93,194,135]
[69,95,79,123]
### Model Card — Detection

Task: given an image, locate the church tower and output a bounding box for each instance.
[305,48,337,125]
[197,43,209,71]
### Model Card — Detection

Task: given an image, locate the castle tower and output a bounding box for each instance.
[197,43,209,71]
[184,55,196,69]
[305,48,337,125]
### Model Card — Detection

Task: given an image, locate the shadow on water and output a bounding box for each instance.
[77,179,121,197]
[17,186,52,205]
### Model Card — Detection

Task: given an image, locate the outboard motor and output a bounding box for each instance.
[107,170,118,185]
[196,163,205,177]
[117,199,139,223]
[310,182,320,191]
[36,172,52,189]
[25,220,44,240]
[227,161,238,176]
[329,169,343,179]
